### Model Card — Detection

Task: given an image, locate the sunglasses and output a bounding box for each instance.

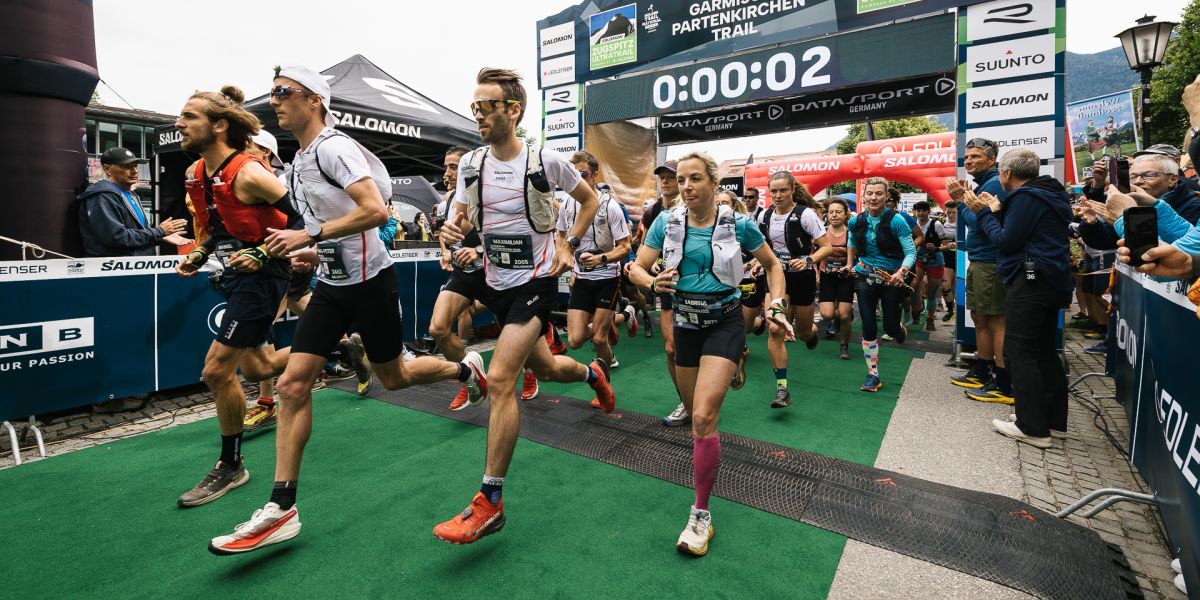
[270,85,312,100]
[965,138,998,150]
[470,98,520,116]
[578,170,593,178]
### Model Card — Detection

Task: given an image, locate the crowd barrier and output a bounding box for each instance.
[1112,263,1199,592]
[0,248,455,421]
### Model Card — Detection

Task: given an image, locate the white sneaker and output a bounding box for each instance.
[460,351,489,407]
[624,305,638,337]
[610,356,620,369]
[1171,558,1182,573]
[992,419,1052,449]
[209,502,301,555]
[1175,573,1186,594]
[676,506,714,556]
[1007,413,1067,438]
[662,402,689,427]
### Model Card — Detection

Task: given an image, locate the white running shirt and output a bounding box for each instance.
[556,191,630,280]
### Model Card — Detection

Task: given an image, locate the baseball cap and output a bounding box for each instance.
[653,160,678,176]
[1132,144,1181,161]
[100,147,147,165]
[250,129,285,169]
[275,64,337,129]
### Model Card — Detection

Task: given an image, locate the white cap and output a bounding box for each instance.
[250,129,285,169]
[275,64,337,129]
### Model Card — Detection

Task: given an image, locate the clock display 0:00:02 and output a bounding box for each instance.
[652,46,832,110]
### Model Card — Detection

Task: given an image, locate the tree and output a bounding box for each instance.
[514,126,538,146]
[90,89,102,105]
[826,116,948,195]
[1148,0,1200,148]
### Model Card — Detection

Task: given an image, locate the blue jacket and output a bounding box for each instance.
[975,176,1073,295]
[1161,179,1200,225]
[77,180,163,257]
[960,167,1006,263]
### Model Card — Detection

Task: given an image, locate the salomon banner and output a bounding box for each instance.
[1113,264,1200,596]
[658,72,956,144]
[587,13,955,123]
[0,252,458,420]
[536,0,995,87]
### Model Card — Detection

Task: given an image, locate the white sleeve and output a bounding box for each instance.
[609,202,629,241]
[802,208,826,239]
[556,198,570,233]
[453,162,466,206]
[316,136,371,189]
[934,221,947,238]
[542,149,583,193]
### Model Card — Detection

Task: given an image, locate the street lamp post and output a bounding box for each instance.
[1116,15,1177,147]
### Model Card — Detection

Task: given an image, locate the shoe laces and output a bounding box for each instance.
[669,403,688,419]
[236,507,270,533]
[689,511,711,535]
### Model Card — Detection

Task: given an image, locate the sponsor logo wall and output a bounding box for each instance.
[954,0,1066,348]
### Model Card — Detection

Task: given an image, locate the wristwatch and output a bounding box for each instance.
[600,254,609,265]
[567,235,581,249]
[306,222,324,242]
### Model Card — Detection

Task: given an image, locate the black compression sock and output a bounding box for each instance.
[270,480,298,509]
[220,433,242,466]
[456,362,471,382]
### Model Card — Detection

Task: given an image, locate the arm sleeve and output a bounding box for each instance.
[83,194,164,250]
[644,213,667,250]
[739,215,766,252]
[318,136,371,189]
[893,216,917,269]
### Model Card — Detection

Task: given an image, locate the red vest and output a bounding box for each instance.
[185,152,286,243]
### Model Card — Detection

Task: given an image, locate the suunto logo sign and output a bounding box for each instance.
[965,33,1055,83]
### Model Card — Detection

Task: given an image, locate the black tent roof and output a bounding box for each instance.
[156,55,480,176]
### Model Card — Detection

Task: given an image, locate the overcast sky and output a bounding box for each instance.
[94,0,1185,165]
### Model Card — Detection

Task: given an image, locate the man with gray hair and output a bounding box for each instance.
[961,148,1073,449]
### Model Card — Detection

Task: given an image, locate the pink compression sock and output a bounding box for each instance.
[693,433,721,511]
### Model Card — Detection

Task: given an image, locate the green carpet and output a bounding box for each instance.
[0,325,914,599]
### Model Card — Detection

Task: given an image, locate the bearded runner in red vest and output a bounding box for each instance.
[173,85,306,508]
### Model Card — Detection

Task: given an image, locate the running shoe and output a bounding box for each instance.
[676,506,714,556]
[610,357,620,369]
[950,372,989,389]
[839,344,850,360]
[924,319,936,332]
[337,335,372,396]
[1083,329,1106,340]
[547,326,567,355]
[880,333,894,342]
[662,402,689,427]
[449,386,471,411]
[991,419,1051,449]
[624,305,639,337]
[942,309,955,323]
[1083,342,1107,355]
[323,363,355,381]
[860,374,882,392]
[520,370,539,401]
[310,379,327,392]
[965,387,1014,405]
[587,359,616,413]
[771,385,791,408]
[460,351,489,407]
[731,346,749,390]
[178,460,249,508]
[901,308,913,328]
[805,333,819,350]
[208,502,301,555]
[433,492,505,544]
[243,402,277,433]
[644,321,654,338]
[823,321,836,339]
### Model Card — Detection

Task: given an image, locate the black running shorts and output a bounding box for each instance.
[568,276,620,313]
[783,269,818,306]
[673,308,745,368]
[442,267,488,304]
[818,272,855,304]
[292,269,404,363]
[488,276,557,327]
[286,267,313,302]
[215,264,289,349]
[739,274,766,309]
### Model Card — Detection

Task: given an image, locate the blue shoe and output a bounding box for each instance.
[860,374,882,392]
[1083,342,1107,355]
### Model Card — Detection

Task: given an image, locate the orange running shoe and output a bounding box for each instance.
[588,359,615,413]
[433,492,505,544]
[448,386,470,411]
[520,370,539,401]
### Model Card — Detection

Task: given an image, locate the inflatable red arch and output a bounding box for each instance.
[743,132,956,208]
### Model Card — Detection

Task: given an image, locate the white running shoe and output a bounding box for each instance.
[624,305,639,337]
[461,351,489,407]
[676,506,714,556]
[1171,558,1182,574]
[209,502,301,555]
[662,402,689,427]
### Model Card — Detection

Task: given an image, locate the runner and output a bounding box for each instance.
[940,200,959,323]
[559,151,631,406]
[756,171,831,408]
[432,68,616,545]
[643,160,688,426]
[911,201,948,332]
[818,198,855,360]
[207,65,487,555]
[173,86,301,507]
[628,151,793,556]
[428,145,491,410]
[843,177,917,392]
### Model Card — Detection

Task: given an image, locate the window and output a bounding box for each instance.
[98,121,119,153]
[121,124,144,156]
[84,119,96,154]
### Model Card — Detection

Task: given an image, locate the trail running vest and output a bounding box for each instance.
[851,208,904,260]
[662,204,742,289]
[562,189,617,251]
[460,143,556,234]
[757,204,814,258]
[185,152,285,244]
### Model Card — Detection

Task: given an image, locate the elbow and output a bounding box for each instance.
[370,206,389,228]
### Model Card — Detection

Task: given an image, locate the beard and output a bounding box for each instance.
[180,126,215,152]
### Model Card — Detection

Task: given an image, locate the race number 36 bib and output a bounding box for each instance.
[316,240,351,281]
[484,234,535,270]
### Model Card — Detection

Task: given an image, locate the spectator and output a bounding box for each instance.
[78,147,189,257]
[379,203,400,246]
[961,148,1073,449]
[409,212,434,241]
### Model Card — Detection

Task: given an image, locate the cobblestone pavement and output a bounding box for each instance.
[0,326,1186,597]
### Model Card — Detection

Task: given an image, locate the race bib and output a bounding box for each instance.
[674,291,730,330]
[316,240,351,281]
[212,239,245,269]
[575,247,601,273]
[484,234,535,270]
